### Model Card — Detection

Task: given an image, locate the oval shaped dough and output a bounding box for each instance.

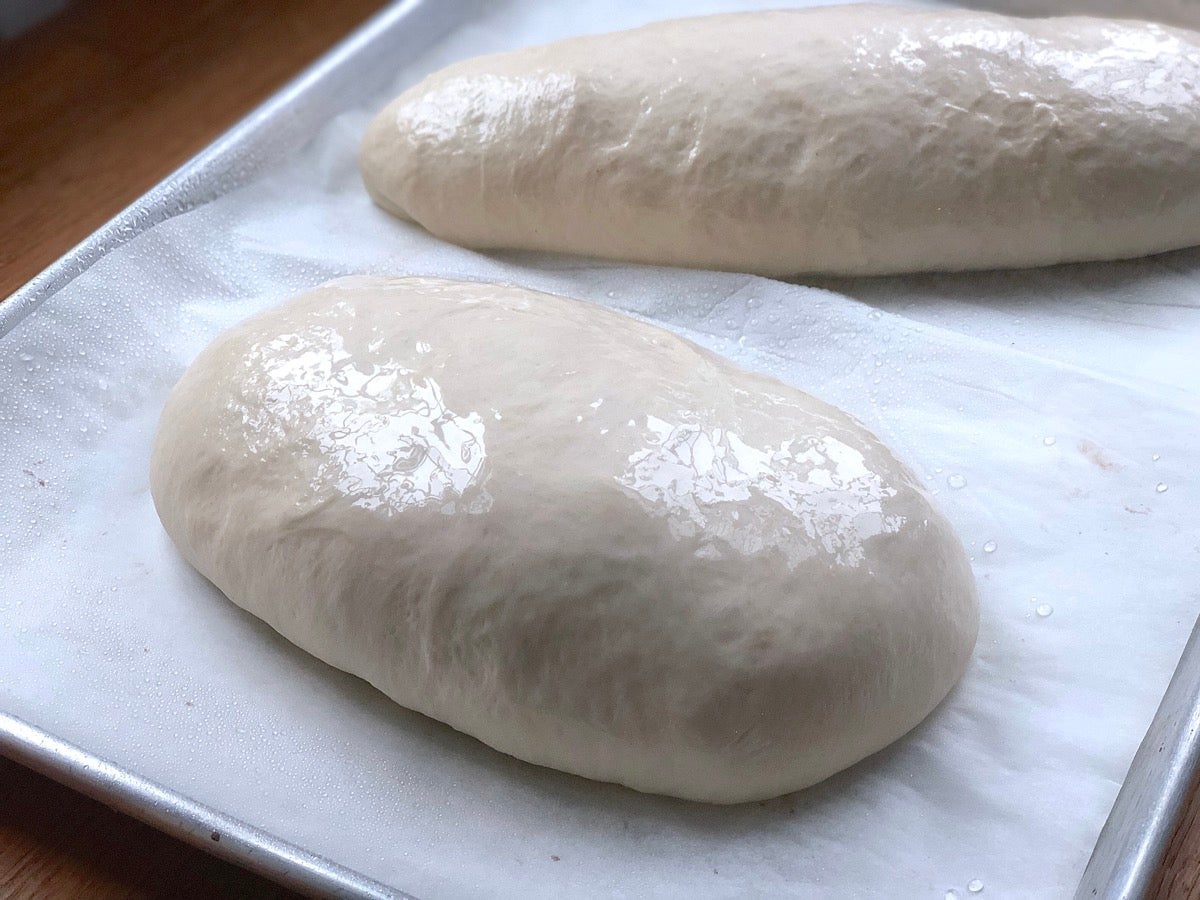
[360,5,1200,276]
[150,276,978,802]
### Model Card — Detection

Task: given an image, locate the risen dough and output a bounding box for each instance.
[150,276,978,802]
[360,5,1200,276]
[970,0,1200,30]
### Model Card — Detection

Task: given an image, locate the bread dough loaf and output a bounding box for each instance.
[968,0,1200,31]
[360,5,1200,276]
[150,276,978,802]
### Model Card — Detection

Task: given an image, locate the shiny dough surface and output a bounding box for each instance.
[150,276,978,802]
[361,5,1200,276]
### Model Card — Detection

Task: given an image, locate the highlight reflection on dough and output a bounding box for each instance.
[620,421,904,568]
[242,323,492,516]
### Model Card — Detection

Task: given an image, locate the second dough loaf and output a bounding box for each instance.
[361,5,1200,276]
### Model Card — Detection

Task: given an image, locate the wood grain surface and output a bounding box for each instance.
[1,0,1198,898]
[0,754,295,899]
[1149,767,1200,900]
[0,0,387,300]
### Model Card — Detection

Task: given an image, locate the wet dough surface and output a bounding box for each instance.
[150,276,978,802]
[361,5,1200,276]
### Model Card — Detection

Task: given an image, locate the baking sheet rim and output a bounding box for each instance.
[0,710,408,899]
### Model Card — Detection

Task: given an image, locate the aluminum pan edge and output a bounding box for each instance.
[1076,614,1200,899]
[0,711,411,899]
[0,0,485,337]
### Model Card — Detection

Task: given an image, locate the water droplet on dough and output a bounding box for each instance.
[1156,483,1168,493]
[1036,604,1053,618]
[867,309,883,320]
[945,891,959,900]
[982,540,997,554]
[1042,436,1056,446]
[1152,453,1161,461]
[947,473,967,489]
[968,879,984,893]
[746,296,761,309]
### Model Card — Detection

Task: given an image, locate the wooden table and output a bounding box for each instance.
[1,1,1199,897]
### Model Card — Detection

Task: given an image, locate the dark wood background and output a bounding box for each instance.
[1,0,1198,896]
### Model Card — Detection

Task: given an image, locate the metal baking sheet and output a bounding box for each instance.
[2,1,1199,896]
[0,710,404,898]
[1077,617,1200,899]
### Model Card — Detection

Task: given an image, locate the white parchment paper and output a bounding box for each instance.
[2,1,1199,896]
